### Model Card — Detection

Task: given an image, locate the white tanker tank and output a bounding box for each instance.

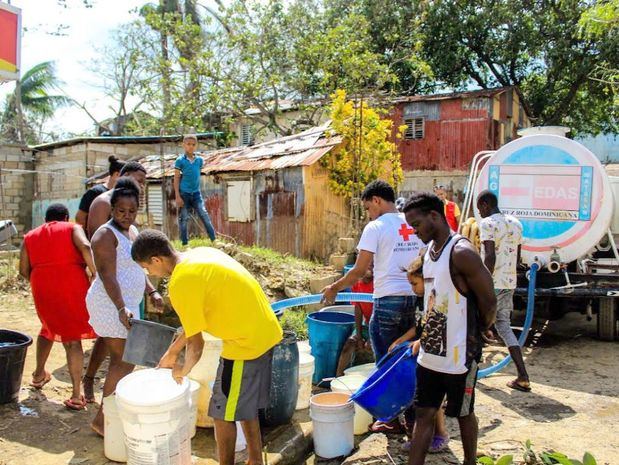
[464,129,619,341]
[473,133,615,268]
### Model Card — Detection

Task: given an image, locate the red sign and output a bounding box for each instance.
[0,2,21,81]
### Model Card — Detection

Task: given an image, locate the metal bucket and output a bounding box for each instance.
[122,319,177,367]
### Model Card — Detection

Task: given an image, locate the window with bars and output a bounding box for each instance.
[404,117,424,140]
[240,123,254,145]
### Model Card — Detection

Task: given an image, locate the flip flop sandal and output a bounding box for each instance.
[64,396,87,411]
[369,420,404,434]
[507,379,532,392]
[30,372,51,389]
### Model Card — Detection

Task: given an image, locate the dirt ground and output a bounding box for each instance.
[1,288,618,465]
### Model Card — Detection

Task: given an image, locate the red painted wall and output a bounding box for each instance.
[391,98,497,171]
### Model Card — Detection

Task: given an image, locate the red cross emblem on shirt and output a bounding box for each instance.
[398,223,415,241]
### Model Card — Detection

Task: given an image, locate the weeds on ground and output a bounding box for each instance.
[173,238,322,269]
[279,307,309,340]
[478,440,597,465]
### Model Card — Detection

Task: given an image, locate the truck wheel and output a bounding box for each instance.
[597,298,617,341]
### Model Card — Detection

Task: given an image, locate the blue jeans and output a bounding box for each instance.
[179,191,216,244]
[369,295,417,363]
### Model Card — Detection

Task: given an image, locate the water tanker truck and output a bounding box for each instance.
[462,128,619,341]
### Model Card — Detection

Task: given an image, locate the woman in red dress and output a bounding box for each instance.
[19,203,97,410]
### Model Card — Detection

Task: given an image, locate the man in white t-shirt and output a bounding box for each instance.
[477,190,531,392]
[322,180,423,433]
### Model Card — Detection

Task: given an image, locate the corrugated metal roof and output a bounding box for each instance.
[141,123,341,179]
[31,132,223,152]
[394,87,511,103]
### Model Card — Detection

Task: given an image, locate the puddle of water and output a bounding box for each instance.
[0,342,18,348]
[17,404,38,417]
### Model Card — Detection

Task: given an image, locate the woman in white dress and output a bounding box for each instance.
[86,177,163,436]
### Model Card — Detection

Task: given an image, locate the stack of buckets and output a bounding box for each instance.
[296,341,314,410]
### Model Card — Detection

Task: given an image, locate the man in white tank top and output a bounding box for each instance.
[403,192,496,465]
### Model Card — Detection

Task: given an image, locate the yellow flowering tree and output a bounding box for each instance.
[323,89,405,230]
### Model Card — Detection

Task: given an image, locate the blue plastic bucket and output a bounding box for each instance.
[307,311,355,384]
[350,343,417,422]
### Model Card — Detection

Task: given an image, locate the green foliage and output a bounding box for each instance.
[478,440,598,465]
[477,440,598,465]
[324,89,403,197]
[279,307,309,340]
[91,0,617,137]
[420,0,618,135]
[579,0,619,109]
[0,61,72,144]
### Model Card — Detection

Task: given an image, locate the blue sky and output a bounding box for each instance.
[0,0,146,137]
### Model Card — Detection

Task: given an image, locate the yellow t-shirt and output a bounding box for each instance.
[169,247,283,360]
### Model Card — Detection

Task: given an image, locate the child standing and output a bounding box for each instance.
[174,134,217,245]
[336,269,374,376]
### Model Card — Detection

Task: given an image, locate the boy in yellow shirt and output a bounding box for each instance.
[131,229,283,465]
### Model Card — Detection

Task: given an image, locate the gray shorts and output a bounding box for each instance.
[495,289,519,347]
[208,349,273,422]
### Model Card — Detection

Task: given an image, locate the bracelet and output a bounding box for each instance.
[148,290,159,296]
[117,306,127,313]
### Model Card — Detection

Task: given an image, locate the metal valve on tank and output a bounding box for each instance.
[547,249,562,273]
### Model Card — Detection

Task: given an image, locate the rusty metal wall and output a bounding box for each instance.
[254,168,304,256]
[157,168,307,256]
[302,162,350,261]
[391,99,494,171]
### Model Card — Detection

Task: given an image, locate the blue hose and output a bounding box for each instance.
[270,275,539,380]
[271,293,373,315]
[477,262,539,379]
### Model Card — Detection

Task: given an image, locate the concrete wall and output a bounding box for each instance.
[578,134,619,164]
[0,144,34,240]
[400,169,468,201]
[31,140,212,227]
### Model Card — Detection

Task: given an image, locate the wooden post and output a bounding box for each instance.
[160,129,168,236]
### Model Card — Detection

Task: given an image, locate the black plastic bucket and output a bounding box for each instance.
[122,319,177,368]
[0,329,33,404]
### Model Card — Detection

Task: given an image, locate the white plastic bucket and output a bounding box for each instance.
[213,421,247,453]
[103,394,127,462]
[297,340,311,355]
[343,363,375,378]
[116,369,191,465]
[188,379,201,439]
[296,352,315,410]
[235,423,247,453]
[330,375,373,435]
[309,392,354,459]
[188,333,223,428]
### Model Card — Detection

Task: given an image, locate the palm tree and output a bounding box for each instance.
[0,61,72,144]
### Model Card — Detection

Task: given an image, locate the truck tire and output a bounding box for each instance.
[597,298,617,341]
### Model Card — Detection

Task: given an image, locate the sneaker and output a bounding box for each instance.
[428,435,449,453]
